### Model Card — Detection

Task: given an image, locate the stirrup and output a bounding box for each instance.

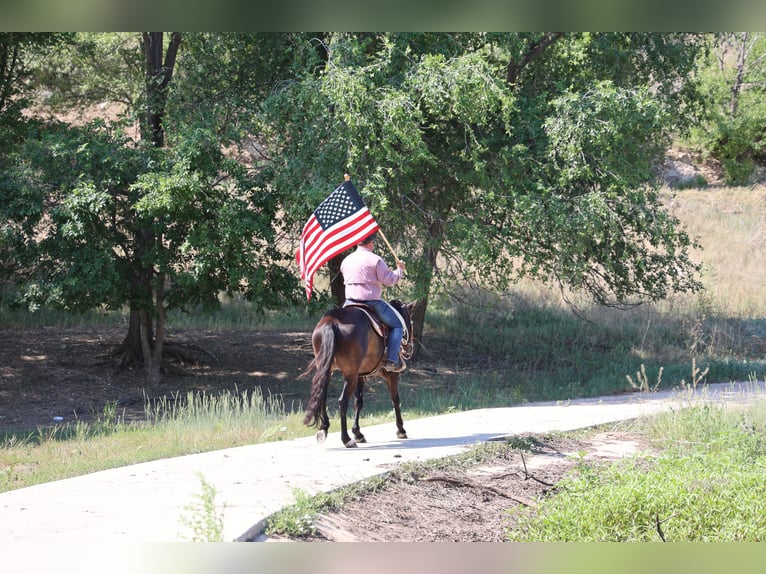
[383,359,405,373]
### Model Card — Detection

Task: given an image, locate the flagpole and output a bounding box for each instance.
[344,174,401,266]
[376,229,401,267]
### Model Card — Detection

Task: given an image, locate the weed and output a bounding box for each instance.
[179,474,225,542]
[680,357,710,391]
[626,363,664,393]
[265,488,342,538]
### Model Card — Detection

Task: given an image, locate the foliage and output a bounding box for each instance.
[3,34,308,345]
[28,33,143,117]
[0,33,74,126]
[7,121,142,311]
[1,33,74,294]
[265,487,344,538]
[686,33,766,185]
[257,33,706,349]
[168,33,315,144]
[507,401,766,541]
[0,32,749,383]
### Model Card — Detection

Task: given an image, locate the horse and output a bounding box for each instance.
[300,299,416,448]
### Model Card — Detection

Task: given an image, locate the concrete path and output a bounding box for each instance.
[1,381,765,544]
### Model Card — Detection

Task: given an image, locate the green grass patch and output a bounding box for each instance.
[0,387,306,493]
[507,400,766,541]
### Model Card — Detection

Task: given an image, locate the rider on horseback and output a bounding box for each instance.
[341,232,407,372]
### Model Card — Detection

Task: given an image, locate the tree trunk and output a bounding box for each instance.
[410,217,446,360]
[118,264,154,373]
[328,253,346,306]
[140,274,166,389]
[122,32,181,387]
[138,309,160,388]
[141,32,181,148]
[123,306,150,359]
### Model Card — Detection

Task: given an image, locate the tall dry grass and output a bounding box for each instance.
[422,185,766,402]
[667,186,766,319]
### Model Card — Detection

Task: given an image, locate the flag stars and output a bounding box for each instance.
[314,184,364,229]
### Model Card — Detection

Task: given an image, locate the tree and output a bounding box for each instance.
[0,33,73,124]
[1,33,73,297]
[259,33,705,354]
[687,33,766,185]
[6,33,306,386]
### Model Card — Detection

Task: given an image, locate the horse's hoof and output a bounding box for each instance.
[344,439,358,448]
[316,430,327,443]
[354,435,367,443]
[397,431,408,439]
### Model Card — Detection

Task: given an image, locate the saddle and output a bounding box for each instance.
[342,301,388,339]
[342,301,410,371]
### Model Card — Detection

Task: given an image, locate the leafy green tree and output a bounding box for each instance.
[687,33,766,185]
[0,33,73,125]
[28,33,143,121]
[259,33,705,352]
[1,33,73,295]
[6,33,305,386]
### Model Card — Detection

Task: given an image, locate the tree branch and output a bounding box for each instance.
[420,475,538,507]
[159,32,182,92]
[506,32,564,86]
[520,452,555,486]
[655,511,666,541]
[655,510,679,542]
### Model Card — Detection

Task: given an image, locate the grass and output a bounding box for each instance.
[0,388,300,493]
[264,397,766,541]
[507,399,766,541]
[2,185,766,495]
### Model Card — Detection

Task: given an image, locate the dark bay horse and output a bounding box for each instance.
[301,300,416,448]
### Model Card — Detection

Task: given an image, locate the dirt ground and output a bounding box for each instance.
[0,325,649,542]
[0,326,315,432]
[271,430,650,543]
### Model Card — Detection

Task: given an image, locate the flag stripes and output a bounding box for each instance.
[296,181,379,300]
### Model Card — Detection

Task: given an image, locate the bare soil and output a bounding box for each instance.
[0,325,649,542]
[0,326,315,432]
[270,431,649,542]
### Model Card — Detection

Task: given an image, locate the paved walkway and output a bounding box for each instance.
[1,381,765,544]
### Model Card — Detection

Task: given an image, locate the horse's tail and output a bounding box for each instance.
[301,319,337,428]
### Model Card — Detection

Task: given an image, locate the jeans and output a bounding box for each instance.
[348,299,404,363]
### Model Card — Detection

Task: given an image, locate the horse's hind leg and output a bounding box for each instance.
[338,375,358,448]
[385,372,408,439]
[351,378,367,443]
[316,402,330,443]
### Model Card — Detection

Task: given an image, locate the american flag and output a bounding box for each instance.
[296,180,379,300]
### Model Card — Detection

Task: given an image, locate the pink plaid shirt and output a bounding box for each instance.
[341,245,402,300]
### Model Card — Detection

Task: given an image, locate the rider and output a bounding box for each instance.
[341,232,407,372]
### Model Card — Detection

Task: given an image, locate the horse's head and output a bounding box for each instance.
[390,299,416,360]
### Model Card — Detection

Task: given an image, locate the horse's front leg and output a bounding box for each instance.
[385,372,408,439]
[351,377,367,443]
[338,375,358,448]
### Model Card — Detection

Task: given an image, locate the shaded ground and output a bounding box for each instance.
[0,326,316,432]
[0,325,650,542]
